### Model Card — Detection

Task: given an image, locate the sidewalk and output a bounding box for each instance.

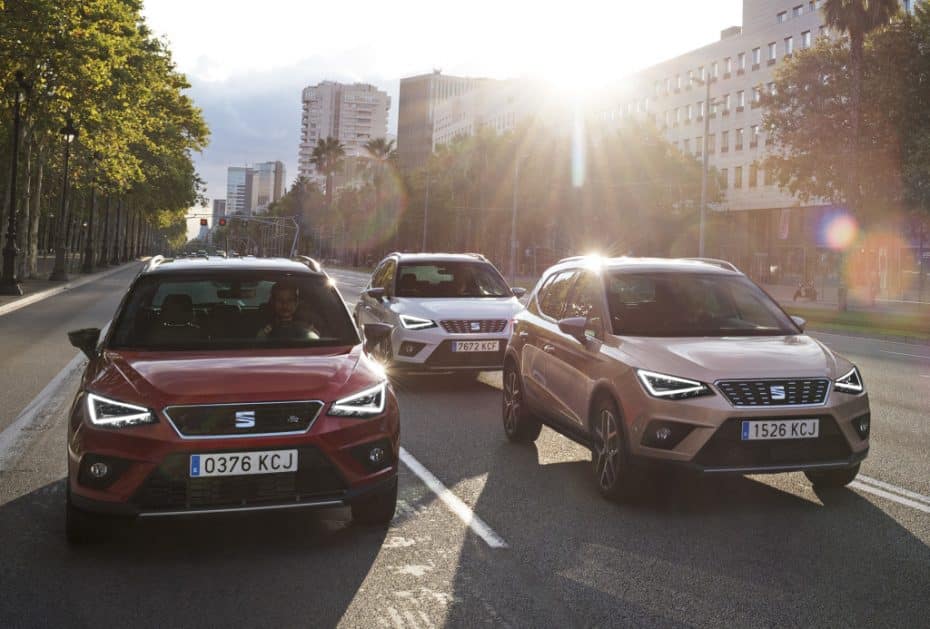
[0,255,137,315]
[761,282,930,315]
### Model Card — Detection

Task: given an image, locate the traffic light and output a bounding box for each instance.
[219,217,227,227]
[199,218,208,226]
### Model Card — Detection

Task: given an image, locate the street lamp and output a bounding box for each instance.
[81,151,101,274]
[0,71,32,295]
[49,118,78,281]
[694,76,717,258]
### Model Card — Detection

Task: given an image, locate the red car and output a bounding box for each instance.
[65,256,398,543]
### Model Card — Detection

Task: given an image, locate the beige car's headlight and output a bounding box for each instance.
[636,369,713,400]
[834,367,864,394]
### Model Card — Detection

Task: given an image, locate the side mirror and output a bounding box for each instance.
[68,328,101,360]
[362,323,393,354]
[511,287,527,298]
[365,287,386,301]
[791,315,807,331]
[557,317,589,344]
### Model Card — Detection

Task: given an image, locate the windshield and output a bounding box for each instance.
[395,262,511,298]
[108,272,359,350]
[606,272,799,337]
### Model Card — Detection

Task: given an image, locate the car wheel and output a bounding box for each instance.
[590,396,639,501]
[66,485,110,545]
[805,463,860,489]
[351,478,398,526]
[502,361,542,443]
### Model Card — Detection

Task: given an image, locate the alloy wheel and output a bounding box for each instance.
[593,408,621,491]
[503,369,521,435]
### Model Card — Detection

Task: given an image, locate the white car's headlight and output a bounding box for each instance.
[400,314,436,330]
[329,382,387,418]
[636,369,713,400]
[86,392,156,427]
[834,367,864,394]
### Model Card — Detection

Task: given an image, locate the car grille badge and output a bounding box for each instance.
[769,385,786,401]
[235,410,256,429]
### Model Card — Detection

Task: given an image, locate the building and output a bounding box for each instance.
[226,167,252,215]
[397,71,487,170]
[298,81,391,180]
[617,0,918,286]
[250,161,286,213]
[211,199,226,225]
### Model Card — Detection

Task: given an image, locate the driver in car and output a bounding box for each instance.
[257,281,320,340]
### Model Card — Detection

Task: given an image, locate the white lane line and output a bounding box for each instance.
[857,475,930,507]
[850,481,930,514]
[880,350,930,360]
[0,263,134,317]
[399,447,509,549]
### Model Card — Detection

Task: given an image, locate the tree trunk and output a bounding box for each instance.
[27,150,43,277]
[98,195,110,267]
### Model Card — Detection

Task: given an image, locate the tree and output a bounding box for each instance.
[310,137,345,212]
[363,137,396,254]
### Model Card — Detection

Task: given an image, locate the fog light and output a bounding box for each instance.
[642,420,694,449]
[399,341,426,357]
[369,447,386,464]
[89,462,109,478]
[655,427,672,442]
[854,413,870,439]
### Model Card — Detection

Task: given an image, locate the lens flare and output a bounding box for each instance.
[823,214,858,251]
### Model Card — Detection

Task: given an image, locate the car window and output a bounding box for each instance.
[370,261,387,289]
[539,270,577,320]
[383,260,397,294]
[395,261,510,297]
[109,271,360,350]
[564,271,605,339]
[606,272,797,336]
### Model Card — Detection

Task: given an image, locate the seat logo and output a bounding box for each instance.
[235,410,256,428]
[470,322,481,331]
[770,385,786,401]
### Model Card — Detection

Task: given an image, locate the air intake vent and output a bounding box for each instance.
[716,379,830,406]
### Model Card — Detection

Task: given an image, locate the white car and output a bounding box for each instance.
[354,253,526,373]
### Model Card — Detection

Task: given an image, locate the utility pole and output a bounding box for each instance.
[421,166,430,252]
[699,76,715,258]
[509,158,519,285]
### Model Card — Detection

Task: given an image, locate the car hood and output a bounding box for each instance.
[89,346,361,408]
[394,297,523,320]
[618,334,843,381]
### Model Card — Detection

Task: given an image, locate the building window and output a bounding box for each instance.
[767,81,777,96]
[738,52,746,71]
[750,124,759,147]
[686,104,693,121]
[698,65,705,81]
[752,86,762,104]
[654,80,661,96]
[749,163,758,188]
[683,138,691,154]
[819,25,828,38]
[687,69,694,86]
[765,167,775,185]
[736,127,744,150]
[712,61,719,78]
[737,90,745,108]
[676,74,682,90]
[708,133,716,153]
[696,136,703,155]
[721,130,729,152]
[720,168,728,189]
[666,77,672,92]
[793,4,804,17]
[785,36,794,55]
[809,0,816,11]
[724,57,732,75]
[664,110,670,126]
[802,30,812,49]
[698,100,705,117]
[675,107,681,124]
[752,47,761,66]
[777,10,788,23]
[734,166,743,189]
[768,42,777,61]
[723,93,731,112]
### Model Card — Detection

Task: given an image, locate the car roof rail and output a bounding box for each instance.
[464,252,488,261]
[144,255,166,272]
[681,257,741,272]
[557,255,588,264]
[292,255,323,273]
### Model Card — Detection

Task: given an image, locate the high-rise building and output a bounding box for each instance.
[226,167,253,215]
[397,71,487,170]
[211,199,226,225]
[298,81,391,180]
[250,161,286,213]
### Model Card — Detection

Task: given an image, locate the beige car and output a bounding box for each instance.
[502,257,870,500]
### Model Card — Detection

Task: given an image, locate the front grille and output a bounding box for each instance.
[716,379,830,406]
[134,446,347,511]
[693,416,851,469]
[424,340,507,369]
[439,319,507,334]
[164,401,324,437]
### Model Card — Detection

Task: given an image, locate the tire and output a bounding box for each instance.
[66,485,111,545]
[589,395,640,501]
[502,361,542,443]
[805,463,860,489]
[351,478,398,526]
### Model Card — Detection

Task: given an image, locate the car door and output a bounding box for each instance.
[546,270,609,429]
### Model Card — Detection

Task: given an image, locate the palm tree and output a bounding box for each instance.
[310,137,345,211]
[363,138,396,253]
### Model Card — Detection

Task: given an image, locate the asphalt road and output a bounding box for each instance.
[0,264,927,628]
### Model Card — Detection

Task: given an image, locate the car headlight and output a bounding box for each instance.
[834,366,864,394]
[86,392,156,428]
[329,382,387,418]
[636,369,713,400]
[400,314,436,330]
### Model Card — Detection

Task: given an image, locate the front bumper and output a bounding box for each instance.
[390,326,508,371]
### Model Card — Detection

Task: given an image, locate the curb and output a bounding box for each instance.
[0,262,139,318]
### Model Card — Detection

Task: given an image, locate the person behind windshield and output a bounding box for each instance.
[257,281,320,340]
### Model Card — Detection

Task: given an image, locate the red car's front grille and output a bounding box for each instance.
[439,319,507,334]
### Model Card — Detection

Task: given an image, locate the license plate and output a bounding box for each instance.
[189,449,298,478]
[452,340,500,352]
[741,419,819,441]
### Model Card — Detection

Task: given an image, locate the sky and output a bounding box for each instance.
[139,0,743,237]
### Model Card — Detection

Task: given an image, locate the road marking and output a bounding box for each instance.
[850,481,930,514]
[399,447,509,549]
[0,263,134,317]
[879,350,930,360]
[857,474,930,507]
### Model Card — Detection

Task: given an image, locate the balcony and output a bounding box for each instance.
[737,68,746,76]
[767,59,776,66]
[722,109,730,117]
[723,72,731,80]
[736,106,745,113]
[736,143,744,151]
[696,115,704,122]
[749,141,758,149]
[752,63,760,71]
[721,147,729,153]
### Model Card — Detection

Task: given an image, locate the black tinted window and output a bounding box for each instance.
[564,272,605,337]
[109,272,359,350]
[395,262,510,298]
[606,272,797,337]
[539,271,577,319]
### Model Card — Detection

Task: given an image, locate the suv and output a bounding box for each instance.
[65,256,399,542]
[502,256,870,500]
[355,253,526,373]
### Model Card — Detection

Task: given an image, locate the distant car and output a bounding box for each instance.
[65,256,399,543]
[355,253,526,374]
[502,256,870,500]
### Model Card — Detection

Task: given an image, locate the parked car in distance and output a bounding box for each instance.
[355,252,526,375]
[502,256,870,500]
